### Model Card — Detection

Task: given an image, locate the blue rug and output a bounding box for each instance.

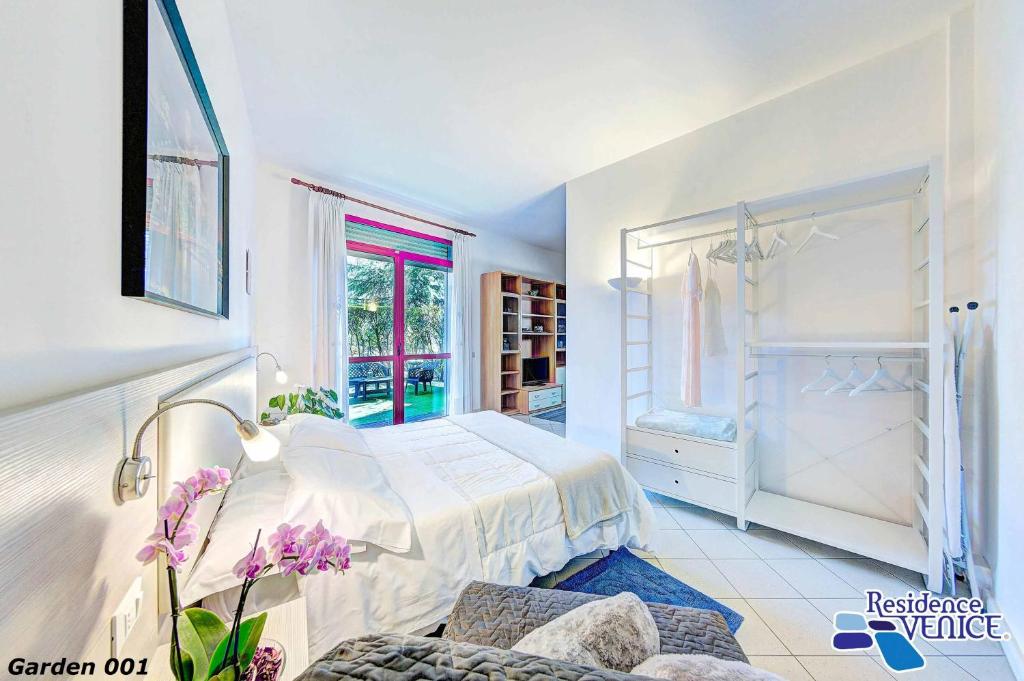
[555,547,743,633]
[534,406,565,423]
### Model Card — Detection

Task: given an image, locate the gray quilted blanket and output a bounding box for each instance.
[296,634,660,680]
[295,582,748,680]
[444,582,747,663]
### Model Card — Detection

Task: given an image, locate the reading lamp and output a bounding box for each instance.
[116,399,280,503]
[257,351,289,385]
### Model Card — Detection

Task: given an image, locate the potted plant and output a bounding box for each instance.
[137,467,350,681]
[260,387,342,424]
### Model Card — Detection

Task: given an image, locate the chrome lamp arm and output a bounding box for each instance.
[116,399,276,504]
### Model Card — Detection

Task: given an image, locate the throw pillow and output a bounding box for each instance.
[511,591,658,671]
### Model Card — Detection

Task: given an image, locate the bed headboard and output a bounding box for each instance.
[0,347,257,664]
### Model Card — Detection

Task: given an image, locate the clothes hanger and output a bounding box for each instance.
[825,356,868,395]
[795,213,840,254]
[747,230,765,261]
[801,355,843,393]
[767,221,788,259]
[850,357,908,396]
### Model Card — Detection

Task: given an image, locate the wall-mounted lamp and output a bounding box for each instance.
[607,276,644,291]
[257,351,289,385]
[116,398,280,503]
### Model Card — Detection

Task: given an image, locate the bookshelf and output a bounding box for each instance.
[481,271,565,414]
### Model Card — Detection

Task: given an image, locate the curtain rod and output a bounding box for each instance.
[290,177,476,237]
[149,154,219,167]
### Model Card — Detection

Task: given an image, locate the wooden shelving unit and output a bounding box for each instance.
[481,271,566,414]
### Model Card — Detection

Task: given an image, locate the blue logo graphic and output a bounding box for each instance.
[833,611,925,672]
[834,590,1009,673]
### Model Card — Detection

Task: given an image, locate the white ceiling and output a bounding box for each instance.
[225,0,963,250]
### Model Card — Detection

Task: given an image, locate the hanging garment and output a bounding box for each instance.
[681,252,703,407]
[942,324,963,561]
[703,274,727,357]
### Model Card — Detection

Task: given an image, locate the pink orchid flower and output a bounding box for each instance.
[232,546,268,580]
[198,466,232,490]
[268,523,305,561]
[336,542,352,572]
[137,536,188,568]
[170,522,199,549]
[311,540,336,573]
[158,495,193,524]
[304,520,330,546]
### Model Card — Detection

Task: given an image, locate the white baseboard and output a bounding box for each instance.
[988,596,1023,681]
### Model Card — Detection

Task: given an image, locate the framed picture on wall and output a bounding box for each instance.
[121,0,230,318]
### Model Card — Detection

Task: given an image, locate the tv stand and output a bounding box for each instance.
[518,383,564,414]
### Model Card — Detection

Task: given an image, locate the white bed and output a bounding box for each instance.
[193,411,655,661]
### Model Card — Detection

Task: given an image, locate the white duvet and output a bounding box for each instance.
[296,413,655,660]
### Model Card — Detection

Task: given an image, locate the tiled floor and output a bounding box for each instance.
[510,412,566,437]
[508,418,1013,680]
[536,488,1015,681]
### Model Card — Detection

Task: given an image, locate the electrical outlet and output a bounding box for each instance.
[110,576,144,657]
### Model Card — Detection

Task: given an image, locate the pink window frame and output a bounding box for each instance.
[345,214,453,424]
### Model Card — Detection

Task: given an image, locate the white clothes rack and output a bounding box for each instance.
[619,160,945,590]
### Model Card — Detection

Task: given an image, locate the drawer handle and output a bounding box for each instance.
[674,449,679,453]
[674,479,679,484]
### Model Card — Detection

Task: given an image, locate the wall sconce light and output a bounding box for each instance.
[116,398,280,503]
[257,351,288,385]
[607,276,644,291]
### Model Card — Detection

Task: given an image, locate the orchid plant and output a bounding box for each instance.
[137,467,350,681]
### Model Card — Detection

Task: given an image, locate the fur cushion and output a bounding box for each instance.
[511,591,659,671]
[631,654,784,680]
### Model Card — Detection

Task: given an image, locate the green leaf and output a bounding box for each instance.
[288,393,299,412]
[207,669,236,681]
[207,612,267,680]
[327,388,339,403]
[169,647,194,681]
[176,608,228,681]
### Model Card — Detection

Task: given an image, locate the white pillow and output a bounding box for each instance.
[179,470,291,605]
[511,592,659,671]
[282,445,413,553]
[287,414,368,453]
[631,655,783,681]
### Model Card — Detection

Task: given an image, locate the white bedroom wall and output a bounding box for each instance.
[0,0,258,665]
[565,32,947,455]
[252,163,565,412]
[973,0,1024,672]
[0,0,257,412]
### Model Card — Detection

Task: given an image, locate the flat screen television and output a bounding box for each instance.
[522,358,550,386]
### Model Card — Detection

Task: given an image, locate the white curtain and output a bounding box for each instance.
[308,193,349,415]
[447,233,474,414]
[147,160,215,310]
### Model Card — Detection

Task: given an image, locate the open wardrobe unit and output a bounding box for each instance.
[619,160,945,590]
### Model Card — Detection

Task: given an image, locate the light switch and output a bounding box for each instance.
[110,576,144,656]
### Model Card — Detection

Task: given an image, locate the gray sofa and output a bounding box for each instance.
[297,581,746,680]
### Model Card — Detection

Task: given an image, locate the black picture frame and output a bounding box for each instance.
[122,0,230,318]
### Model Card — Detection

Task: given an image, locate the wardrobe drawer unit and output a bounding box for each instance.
[625,426,752,479]
[624,454,736,515]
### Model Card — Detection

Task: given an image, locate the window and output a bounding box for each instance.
[345,216,452,427]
